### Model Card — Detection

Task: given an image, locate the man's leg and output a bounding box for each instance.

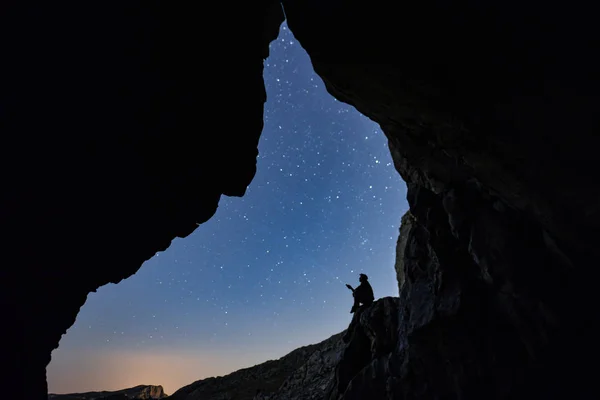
[350,296,359,313]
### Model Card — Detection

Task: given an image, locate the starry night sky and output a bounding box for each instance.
[48,23,408,395]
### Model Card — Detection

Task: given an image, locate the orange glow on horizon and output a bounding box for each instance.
[47,348,254,395]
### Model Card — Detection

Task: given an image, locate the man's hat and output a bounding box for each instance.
[359,273,368,280]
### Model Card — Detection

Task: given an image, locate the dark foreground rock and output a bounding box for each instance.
[48,384,166,400]
[327,297,401,400]
[3,0,599,399]
[253,333,345,400]
[325,183,593,399]
[2,1,284,399]
[282,0,599,398]
[179,298,399,400]
[168,332,344,400]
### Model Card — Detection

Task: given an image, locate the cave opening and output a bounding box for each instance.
[4,0,598,398]
[46,21,408,396]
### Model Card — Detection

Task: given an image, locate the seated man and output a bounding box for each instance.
[346,273,374,313]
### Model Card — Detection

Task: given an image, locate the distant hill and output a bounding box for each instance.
[48,384,166,400]
[167,331,345,400]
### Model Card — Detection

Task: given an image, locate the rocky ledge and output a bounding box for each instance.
[165,297,400,400]
[168,332,343,400]
[4,0,598,399]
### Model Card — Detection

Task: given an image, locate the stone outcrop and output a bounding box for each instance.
[180,298,398,400]
[254,333,345,400]
[48,384,166,400]
[394,211,414,292]
[168,332,343,400]
[282,0,599,260]
[327,297,401,400]
[2,2,284,399]
[3,0,599,399]
[281,0,599,398]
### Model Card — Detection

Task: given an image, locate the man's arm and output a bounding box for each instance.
[346,284,354,292]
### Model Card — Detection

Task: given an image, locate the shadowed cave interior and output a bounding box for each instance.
[2,0,599,399]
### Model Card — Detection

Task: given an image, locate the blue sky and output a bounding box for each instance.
[48,22,408,395]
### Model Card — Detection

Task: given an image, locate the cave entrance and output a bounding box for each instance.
[47,21,408,396]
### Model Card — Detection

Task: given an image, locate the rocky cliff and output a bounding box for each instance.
[282,0,599,398]
[245,297,401,400]
[3,0,599,399]
[168,298,400,400]
[394,211,414,292]
[168,332,343,400]
[253,333,345,400]
[2,1,284,399]
[48,385,166,400]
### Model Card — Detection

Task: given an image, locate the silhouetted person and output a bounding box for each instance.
[346,273,374,313]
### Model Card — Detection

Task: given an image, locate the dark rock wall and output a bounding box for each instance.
[395,211,414,292]
[392,185,563,399]
[255,332,345,400]
[282,0,599,398]
[282,0,600,258]
[169,332,343,400]
[328,297,402,400]
[326,185,593,399]
[3,0,599,399]
[1,2,284,399]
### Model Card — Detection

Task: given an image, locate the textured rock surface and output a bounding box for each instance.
[327,297,401,400]
[394,211,414,292]
[322,183,593,400]
[282,0,599,258]
[171,303,398,400]
[281,0,600,398]
[168,332,343,400]
[48,384,166,400]
[3,0,600,399]
[2,2,284,399]
[254,333,345,400]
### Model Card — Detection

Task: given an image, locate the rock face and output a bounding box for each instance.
[327,298,401,400]
[177,298,400,400]
[168,332,343,400]
[281,0,599,398]
[2,2,284,399]
[254,333,346,400]
[327,189,562,399]
[3,0,599,399]
[394,211,414,292]
[48,385,166,400]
